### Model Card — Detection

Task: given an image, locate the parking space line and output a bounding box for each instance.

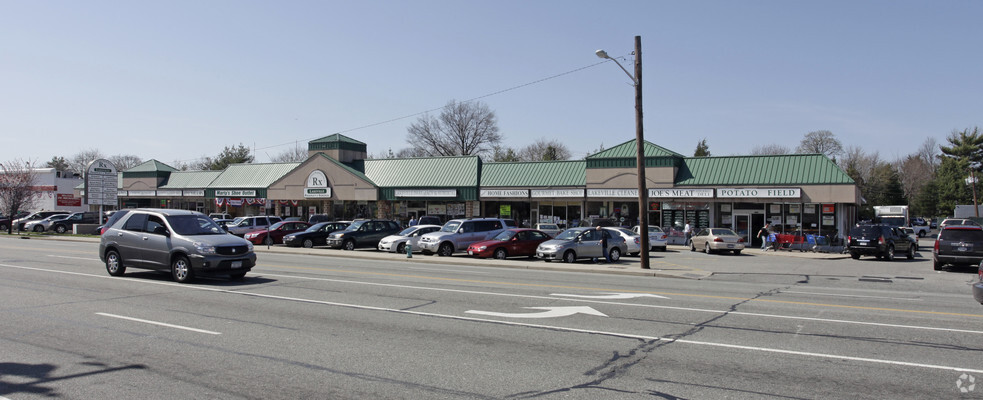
[96,312,221,335]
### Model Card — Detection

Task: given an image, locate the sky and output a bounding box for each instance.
[2,0,981,167]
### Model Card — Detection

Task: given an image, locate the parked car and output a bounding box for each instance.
[99,209,256,283]
[226,215,283,236]
[326,219,402,250]
[536,227,627,263]
[899,227,919,252]
[49,211,100,234]
[418,218,509,256]
[632,225,669,251]
[940,218,981,228]
[415,215,442,226]
[243,221,312,245]
[0,216,12,231]
[690,228,746,255]
[604,227,643,256]
[536,223,562,237]
[847,224,915,261]
[308,214,332,224]
[14,210,70,231]
[974,261,983,305]
[283,221,350,248]
[24,213,71,232]
[467,228,552,259]
[933,225,983,271]
[208,212,232,220]
[378,224,442,253]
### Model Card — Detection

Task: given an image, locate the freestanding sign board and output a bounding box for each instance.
[85,159,119,224]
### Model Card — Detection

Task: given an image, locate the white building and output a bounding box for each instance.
[14,168,87,213]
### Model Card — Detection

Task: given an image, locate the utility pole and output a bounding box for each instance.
[633,36,650,270]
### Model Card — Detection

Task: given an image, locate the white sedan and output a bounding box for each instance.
[377,225,441,253]
[632,225,669,251]
[604,227,643,256]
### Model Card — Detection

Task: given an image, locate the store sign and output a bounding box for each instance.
[304,188,332,198]
[57,194,81,207]
[395,189,456,198]
[215,190,257,197]
[822,204,835,213]
[183,190,205,197]
[648,188,714,198]
[480,189,529,198]
[588,189,637,198]
[716,188,801,198]
[128,190,156,196]
[85,159,118,206]
[156,190,182,197]
[531,189,584,198]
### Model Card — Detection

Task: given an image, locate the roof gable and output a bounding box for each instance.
[675,154,855,186]
[587,139,683,159]
[125,159,178,173]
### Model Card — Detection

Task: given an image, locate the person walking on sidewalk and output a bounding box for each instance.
[758,223,771,250]
[684,222,693,246]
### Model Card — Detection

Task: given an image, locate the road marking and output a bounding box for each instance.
[48,255,101,261]
[781,290,922,301]
[466,306,607,319]
[3,263,983,374]
[552,292,669,300]
[406,266,489,274]
[95,312,221,335]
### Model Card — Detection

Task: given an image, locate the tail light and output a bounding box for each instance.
[714,237,724,242]
[737,238,745,243]
[847,235,852,242]
[878,236,885,245]
[934,239,940,254]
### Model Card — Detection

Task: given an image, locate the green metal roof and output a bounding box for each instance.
[159,171,222,189]
[208,162,300,189]
[364,156,479,187]
[481,160,585,187]
[587,139,683,159]
[308,134,367,153]
[308,153,375,186]
[125,159,178,173]
[675,154,856,186]
[309,134,365,145]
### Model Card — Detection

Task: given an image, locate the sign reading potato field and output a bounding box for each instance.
[85,159,118,206]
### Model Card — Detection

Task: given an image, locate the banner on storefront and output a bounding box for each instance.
[716,188,801,198]
[215,198,225,207]
[215,190,257,197]
[648,188,713,198]
[428,204,447,215]
[228,198,243,207]
[480,189,529,198]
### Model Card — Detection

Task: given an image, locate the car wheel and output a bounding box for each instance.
[54,225,67,234]
[105,249,125,276]
[438,242,454,257]
[884,245,895,261]
[171,255,194,283]
[343,239,356,251]
[917,231,924,238]
[264,236,274,246]
[907,245,915,260]
[303,239,314,248]
[563,250,576,263]
[494,248,508,260]
[396,243,406,254]
[690,242,696,252]
[705,243,712,254]
[609,248,621,262]
[658,246,667,252]
[630,252,639,257]
[733,250,742,255]
[0,224,7,231]
[33,225,44,232]
[229,272,247,281]
[933,260,943,271]
[851,252,860,260]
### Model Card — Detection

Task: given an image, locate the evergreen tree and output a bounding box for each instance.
[693,138,710,157]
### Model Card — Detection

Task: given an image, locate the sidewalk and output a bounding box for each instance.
[12,235,851,280]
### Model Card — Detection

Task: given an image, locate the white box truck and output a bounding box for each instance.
[874,205,929,237]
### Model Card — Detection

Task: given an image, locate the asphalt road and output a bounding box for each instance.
[1,236,982,399]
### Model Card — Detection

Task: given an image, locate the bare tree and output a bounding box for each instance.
[69,149,105,176]
[518,138,572,161]
[406,100,502,157]
[0,159,42,234]
[893,154,933,207]
[750,144,792,155]
[917,137,939,172]
[796,130,844,159]
[109,154,143,171]
[395,147,429,158]
[269,144,308,163]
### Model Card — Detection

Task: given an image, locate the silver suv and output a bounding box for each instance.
[226,215,283,236]
[418,218,508,256]
[99,209,256,283]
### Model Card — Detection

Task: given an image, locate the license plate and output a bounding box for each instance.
[537,252,544,257]
[858,240,868,245]
[959,247,968,252]
[468,250,473,255]
[231,261,242,269]
[727,244,734,248]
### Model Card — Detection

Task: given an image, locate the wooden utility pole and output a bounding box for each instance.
[633,36,650,269]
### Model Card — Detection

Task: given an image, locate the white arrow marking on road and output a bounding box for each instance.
[551,292,669,300]
[465,306,608,319]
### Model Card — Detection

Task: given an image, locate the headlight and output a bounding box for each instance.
[477,246,487,251]
[246,242,254,252]
[193,242,217,255]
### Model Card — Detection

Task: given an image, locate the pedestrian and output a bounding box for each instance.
[758,223,771,250]
[684,222,692,245]
[597,226,610,263]
[409,215,418,226]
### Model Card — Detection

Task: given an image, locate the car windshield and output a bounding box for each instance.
[166,215,226,235]
[344,220,367,231]
[268,221,287,230]
[492,230,516,241]
[398,226,418,236]
[441,221,461,233]
[554,229,582,240]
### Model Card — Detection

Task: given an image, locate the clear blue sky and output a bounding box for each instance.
[2,0,980,166]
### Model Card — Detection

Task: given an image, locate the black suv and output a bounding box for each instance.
[933,225,983,271]
[325,219,402,250]
[50,211,100,234]
[847,224,915,261]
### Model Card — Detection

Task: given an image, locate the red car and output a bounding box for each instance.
[244,221,311,245]
[467,229,552,259]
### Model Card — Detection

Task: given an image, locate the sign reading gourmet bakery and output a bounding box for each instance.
[480,189,529,198]
[648,188,714,198]
[531,189,584,198]
[304,170,332,198]
[395,189,457,198]
[215,190,257,197]
[716,188,801,198]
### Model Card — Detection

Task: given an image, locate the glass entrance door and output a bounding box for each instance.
[735,214,750,244]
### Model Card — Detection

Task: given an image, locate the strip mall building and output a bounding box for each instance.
[85,134,860,247]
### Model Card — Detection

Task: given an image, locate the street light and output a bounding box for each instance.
[596,36,649,270]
